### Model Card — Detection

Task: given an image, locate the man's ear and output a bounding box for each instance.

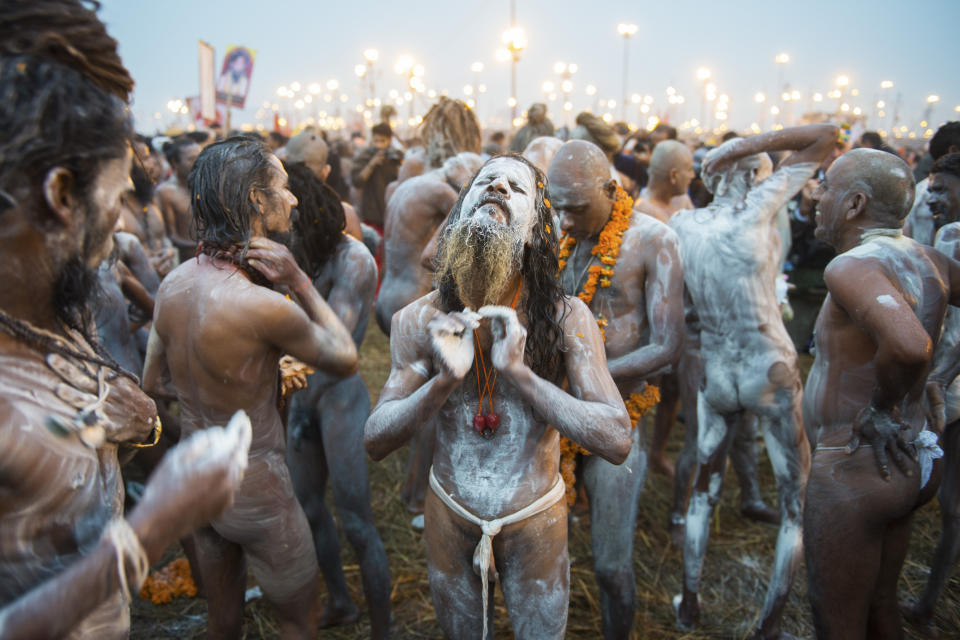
[668,167,679,187]
[321,163,332,182]
[602,179,617,201]
[846,192,867,221]
[42,167,77,228]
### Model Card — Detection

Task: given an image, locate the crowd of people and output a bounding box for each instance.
[3,2,960,639]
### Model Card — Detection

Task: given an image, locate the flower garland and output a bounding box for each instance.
[556,184,660,506]
[139,558,197,604]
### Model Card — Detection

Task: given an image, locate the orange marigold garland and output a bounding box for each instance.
[139,558,198,604]
[556,184,660,505]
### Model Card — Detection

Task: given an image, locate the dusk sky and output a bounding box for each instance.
[100,0,959,139]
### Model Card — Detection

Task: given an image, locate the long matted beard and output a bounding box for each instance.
[437,217,523,310]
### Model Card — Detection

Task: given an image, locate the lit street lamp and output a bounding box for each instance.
[501,26,527,122]
[617,23,638,120]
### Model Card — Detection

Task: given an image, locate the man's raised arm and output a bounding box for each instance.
[244,237,357,376]
[703,124,839,176]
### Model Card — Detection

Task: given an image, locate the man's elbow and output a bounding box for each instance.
[363,422,390,461]
[602,414,633,465]
[335,343,360,377]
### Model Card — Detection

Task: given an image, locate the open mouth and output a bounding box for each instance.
[474,196,510,223]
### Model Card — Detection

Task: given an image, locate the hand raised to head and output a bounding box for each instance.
[245,237,309,290]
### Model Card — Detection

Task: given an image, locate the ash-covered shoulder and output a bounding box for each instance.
[390,290,442,335]
[935,221,960,249]
[332,234,377,281]
[667,206,700,234]
[624,212,680,249]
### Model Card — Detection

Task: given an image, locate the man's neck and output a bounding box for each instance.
[646,178,674,208]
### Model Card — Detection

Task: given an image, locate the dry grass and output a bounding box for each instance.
[130,330,960,639]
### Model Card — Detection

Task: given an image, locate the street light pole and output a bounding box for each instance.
[617,23,637,121]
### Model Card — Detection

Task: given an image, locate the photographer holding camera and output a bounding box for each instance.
[352,122,404,234]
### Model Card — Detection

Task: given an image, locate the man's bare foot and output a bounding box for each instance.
[673,593,699,631]
[901,601,939,638]
[650,455,676,479]
[318,601,360,628]
[411,514,425,531]
[740,500,780,525]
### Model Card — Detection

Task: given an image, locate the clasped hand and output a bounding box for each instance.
[427,305,527,381]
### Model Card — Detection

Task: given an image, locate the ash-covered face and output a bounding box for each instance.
[928,171,960,228]
[459,157,538,242]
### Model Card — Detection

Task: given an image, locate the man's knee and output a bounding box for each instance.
[594,563,635,601]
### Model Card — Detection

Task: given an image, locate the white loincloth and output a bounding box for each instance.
[428,467,566,639]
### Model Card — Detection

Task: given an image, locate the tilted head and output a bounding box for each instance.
[0,0,135,331]
[285,130,329,181]
[702,140,773,200]
[813,148,915,249]
[436,154,564,382]
[522,136,563,175]
[283,161,345,278]
[649,139,695,196]
[419,96,482,169]
[190,137,297,250]
[929,152,960,229]
[547,140,616,239]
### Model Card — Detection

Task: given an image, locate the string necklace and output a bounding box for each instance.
[471,284,522,438]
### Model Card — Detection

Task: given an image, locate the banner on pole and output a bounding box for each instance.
[216,45,256,109]
[198,40,216,121]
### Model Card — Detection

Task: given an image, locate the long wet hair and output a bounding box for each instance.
[283,160,346,279]
[0,0,133,215]
[419,97,482,169]
[189,136,276,252]
[437,153,567,383]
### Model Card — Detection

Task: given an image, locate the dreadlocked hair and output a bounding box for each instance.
[419,96,482,169]
[189,136,276,254]
[437,153,567,384]
[0,0,133,214]
[283,160,346,279]
[0,0,133,100]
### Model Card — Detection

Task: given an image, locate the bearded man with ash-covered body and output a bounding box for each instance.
[669,124,838,639]
[365,154,631,639]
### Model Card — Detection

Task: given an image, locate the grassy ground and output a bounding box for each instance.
[130,327,960,639]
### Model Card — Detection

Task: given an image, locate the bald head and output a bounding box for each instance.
[548,140,611,187]
[285,131,329,180]
[442,151,484,191]
[548,140,618,238]
[828,148,915,225]
[649,140,695,196]
[522,136,564,174]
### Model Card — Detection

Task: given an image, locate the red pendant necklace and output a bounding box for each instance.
[472,285,522,438]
